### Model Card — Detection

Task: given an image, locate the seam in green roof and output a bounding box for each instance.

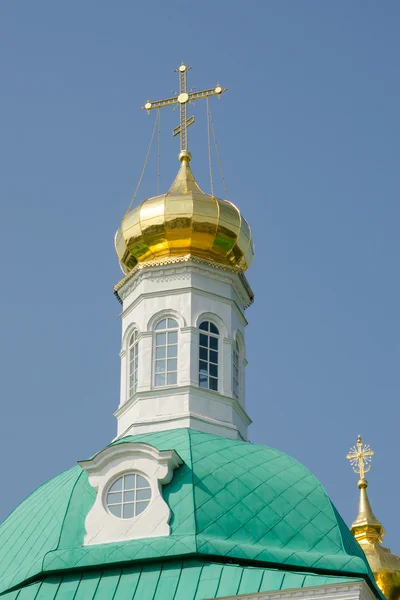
[54,470,85,554]
[188,430,198,555]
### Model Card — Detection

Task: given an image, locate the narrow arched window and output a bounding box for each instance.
[154,318,178,387]
[232,339,240,400]
[128,330,139,397]
[199,321,219,391]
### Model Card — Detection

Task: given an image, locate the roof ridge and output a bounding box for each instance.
[53,468,85,556]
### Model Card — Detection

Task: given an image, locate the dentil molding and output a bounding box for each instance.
[115,258,254,309]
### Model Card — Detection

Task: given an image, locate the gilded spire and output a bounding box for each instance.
[346,435,385,546]
[347,436,400,600]
[167,151,203,195]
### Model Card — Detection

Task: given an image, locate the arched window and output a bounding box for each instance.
[154,318,178,387]
[232,339,240,400]
[199,321,219,391]
[128,330,139,397]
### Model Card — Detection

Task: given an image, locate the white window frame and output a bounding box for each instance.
[105,472,152,519]
[153,317,179,388]
[128,330,139,398]
[198,321,219,391]
[232,339,240,400]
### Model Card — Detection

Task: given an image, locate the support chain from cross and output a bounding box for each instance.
[141,63,227,155]
[346,435,374,480]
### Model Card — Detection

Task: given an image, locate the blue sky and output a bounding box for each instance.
[1,1,399,549]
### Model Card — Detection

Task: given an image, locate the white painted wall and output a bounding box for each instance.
[114,259,253,441]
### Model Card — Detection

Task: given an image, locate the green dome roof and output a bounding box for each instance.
[0,430,378,598]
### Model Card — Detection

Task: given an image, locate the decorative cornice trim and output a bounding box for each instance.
[79,442,183,474]
[180,326,199,334]
[114,384,252,426]
[119,409,239,431]
[115,411,248,442]
[114,255,254,309]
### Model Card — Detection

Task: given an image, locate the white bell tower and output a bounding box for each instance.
[114,254,253,441]
[113,64,255,441]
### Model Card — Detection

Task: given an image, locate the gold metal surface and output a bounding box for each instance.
[141,62,227,153]
[347,436,400,600]
[117,62,253,274]
[115,154,254,273]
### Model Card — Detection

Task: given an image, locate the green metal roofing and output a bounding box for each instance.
[0,429,376,597]
[0,560,362,600]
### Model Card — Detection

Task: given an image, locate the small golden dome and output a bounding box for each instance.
[115,153,254,274]
[347,436,400,600]
[351,479,400,600]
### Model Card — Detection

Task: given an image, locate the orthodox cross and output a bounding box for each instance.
[141,63,227,153]
[346,435,374,480]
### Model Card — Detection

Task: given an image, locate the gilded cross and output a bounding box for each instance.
[346,435,374,480]
[141,63,227,154]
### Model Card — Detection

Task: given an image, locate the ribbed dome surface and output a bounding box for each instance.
[115,157,254,274]
[0,430,376,598]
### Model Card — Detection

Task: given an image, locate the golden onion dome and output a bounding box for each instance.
[115,152,254,274]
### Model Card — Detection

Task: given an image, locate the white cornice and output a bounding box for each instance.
[116,259,254,311]
[180,326,200,334]
[114,254,254,302]
[213,581,376,600]
[114,384,252,426]
[115,411,248,442]
[79,442,183,474]
[117,409,241,432]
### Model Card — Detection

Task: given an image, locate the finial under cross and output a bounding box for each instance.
[346,435,374,480]
[141,63,227,157]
